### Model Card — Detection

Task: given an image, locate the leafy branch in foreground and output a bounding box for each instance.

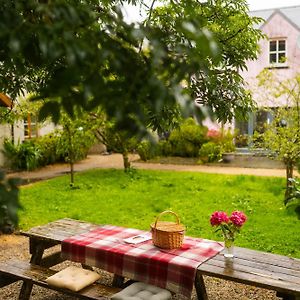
[285,178,300,219]
[0,0,262,134]
[0,171,22,234]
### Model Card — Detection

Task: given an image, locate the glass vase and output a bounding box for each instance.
[224,238,234,258]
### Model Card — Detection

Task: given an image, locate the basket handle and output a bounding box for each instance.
[154,210,180,229]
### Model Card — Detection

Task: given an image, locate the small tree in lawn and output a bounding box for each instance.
[255,73,300,199]
[57,113,95,186]
[92,116,138,172]
[263,108,300,196]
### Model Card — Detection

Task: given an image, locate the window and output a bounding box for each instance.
[24,114,38,139]
[269,39,286,65]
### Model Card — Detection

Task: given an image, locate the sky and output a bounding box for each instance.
[248,0,300,11]
[123,0,300,22]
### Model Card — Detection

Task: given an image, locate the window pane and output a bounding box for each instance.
[24,125,29,137]
[255,110,269,133]
[269,41,277,51]
[279,40,286,51]
[270,53,277,63]
[278,53,286,63]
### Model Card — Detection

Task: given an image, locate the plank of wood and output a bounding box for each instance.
[0,260,121,300]
[227,247,300,271]
[214,255,300,279]
[21,219,99,243]
[198,258,300,296]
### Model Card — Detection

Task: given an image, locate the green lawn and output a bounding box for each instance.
[19,169,300,258]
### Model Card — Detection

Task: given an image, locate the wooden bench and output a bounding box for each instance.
[0,259,121,300]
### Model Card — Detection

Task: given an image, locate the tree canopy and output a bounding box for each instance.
[0,0,263,134]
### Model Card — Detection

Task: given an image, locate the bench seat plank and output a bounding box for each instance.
[0,260,121,300]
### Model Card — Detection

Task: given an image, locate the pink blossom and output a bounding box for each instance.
[207,129,221,139]
[230,211,247,227]
[210,211,229,226]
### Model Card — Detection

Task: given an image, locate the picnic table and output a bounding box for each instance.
[0,218,300,300]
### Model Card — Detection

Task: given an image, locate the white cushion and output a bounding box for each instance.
[46,266,100,292]
[111,282,172,300]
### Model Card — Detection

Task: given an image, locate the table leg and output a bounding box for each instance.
[19,240,46,300]
[194,271,208,300]
[112,274,125,288]
[18,282,33,300]
[30,243,45,264]
[276,292,296,300]
[82,263,94,271]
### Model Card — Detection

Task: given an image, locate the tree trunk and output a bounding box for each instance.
[122,151,130,172]
[285,161,294,199]
[70,161,74,186]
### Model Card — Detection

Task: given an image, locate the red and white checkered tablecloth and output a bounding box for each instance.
[61,225,223,299]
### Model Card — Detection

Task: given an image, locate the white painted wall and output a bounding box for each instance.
[0,124,12,167]
[0,120,59,167]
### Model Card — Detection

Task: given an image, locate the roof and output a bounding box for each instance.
[249,5,300,30]
[0,93,12,107]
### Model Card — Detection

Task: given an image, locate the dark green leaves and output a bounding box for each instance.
[0,171,22,233]
[0,0,262,134]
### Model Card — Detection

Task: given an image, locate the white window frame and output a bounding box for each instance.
[269,39,287,67]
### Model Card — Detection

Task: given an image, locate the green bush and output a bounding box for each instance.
[34,133,62,166]
[3,132,69,171]
[168,118,208,157]
[158,140,173,157]
[220,130,236,153]
[285,178,300,219]
[137,140,158,161]
[199,142,222,163]
[56,128,94,163]
[2,139,41,171]
[235,134,249,148]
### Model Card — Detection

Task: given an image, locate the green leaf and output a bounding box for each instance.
[39,101,60,124]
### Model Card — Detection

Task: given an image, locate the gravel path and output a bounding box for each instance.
[0,235,279,300]
[8,153,297,184]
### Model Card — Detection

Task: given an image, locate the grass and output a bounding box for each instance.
[19,168,300,258]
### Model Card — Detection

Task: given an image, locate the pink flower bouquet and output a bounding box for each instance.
[210,210,247,257]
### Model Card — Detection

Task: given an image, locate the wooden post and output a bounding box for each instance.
[19,239,46,300]
[194,271,208,300]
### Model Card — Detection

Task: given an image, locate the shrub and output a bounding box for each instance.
[235,134,249,148]
[2,139,41,171]
[219,130,236,153]
[34,133,62,166]
[3,132,66,171]
[199,142,222,163]
[158,140,173,157]
[207,129,222,142]
[285,178,300,219]
[56,126,95,164]
[168,118,208,157]
[137,140,158,161]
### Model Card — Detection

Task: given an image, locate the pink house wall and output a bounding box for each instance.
[241,12,300,107]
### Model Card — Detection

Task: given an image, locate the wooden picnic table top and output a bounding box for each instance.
[21,218,300,297]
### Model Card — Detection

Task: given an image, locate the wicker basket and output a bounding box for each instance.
[150,211,185,249]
